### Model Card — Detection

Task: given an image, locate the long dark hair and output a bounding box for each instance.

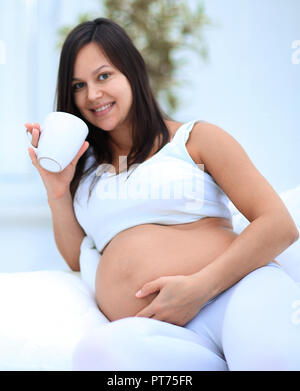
[55,17,173,202]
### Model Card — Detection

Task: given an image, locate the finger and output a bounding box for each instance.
[28,147,38,167]
[136,279,162,298]
[28,147,46,173]
[76,141,89,162]
[24,123,33,134]
[71,141,89,166]
[32,122,41,130]
[149,314,165,322]
[31,128,40,147]
[25,122,40,136]
[135,305,155,318]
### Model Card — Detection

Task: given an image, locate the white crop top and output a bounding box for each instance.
[74,120,233,254]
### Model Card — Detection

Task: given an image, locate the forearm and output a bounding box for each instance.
[48,192,85,271]
[190,212,299,301]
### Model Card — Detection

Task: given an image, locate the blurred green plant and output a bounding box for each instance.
[57,0,213,114]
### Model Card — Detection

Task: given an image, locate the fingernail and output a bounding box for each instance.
[136,290,142,297]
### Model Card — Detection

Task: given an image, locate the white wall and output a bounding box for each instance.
[175,0,300,193]
[0,0,100,272]
[0,0,299,272]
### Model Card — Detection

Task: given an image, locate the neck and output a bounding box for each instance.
[107,125,133,155]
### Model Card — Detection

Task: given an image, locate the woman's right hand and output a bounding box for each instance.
[25,122,89,201]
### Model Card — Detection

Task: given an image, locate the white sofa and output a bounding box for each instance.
[0,186,299,370]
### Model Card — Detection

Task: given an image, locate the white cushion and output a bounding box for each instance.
[0,270,109,370]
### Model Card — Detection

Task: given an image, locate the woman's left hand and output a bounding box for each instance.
[134,275,206,326]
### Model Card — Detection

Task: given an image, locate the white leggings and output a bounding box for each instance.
[72,262,300,371]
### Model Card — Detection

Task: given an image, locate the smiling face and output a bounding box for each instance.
[72,42,133,136]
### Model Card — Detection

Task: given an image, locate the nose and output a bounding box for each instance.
[87,83,103,103]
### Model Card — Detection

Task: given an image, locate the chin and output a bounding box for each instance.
[91,117,117,132]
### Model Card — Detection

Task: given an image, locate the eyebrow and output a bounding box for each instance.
[72,65,111,81]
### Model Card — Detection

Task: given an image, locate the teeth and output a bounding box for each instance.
[95,103,113,112]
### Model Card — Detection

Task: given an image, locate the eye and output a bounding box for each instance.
[99,73,111,81]
[72,82,85,91]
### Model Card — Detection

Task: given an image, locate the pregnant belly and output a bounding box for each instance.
[95,218,238,321]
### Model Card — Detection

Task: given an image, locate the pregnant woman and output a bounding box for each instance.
[26,18,300,370]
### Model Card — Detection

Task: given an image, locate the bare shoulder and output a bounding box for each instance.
[190,119,250,184]
[191,120,240,164]
[164,119,185,139]
[192,120,229,142]
[190,120,293,224]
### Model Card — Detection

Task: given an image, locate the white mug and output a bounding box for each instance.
[27,111,89,172]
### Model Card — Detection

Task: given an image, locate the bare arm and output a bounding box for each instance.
[189,121,299,299]
[25,121,89,272]
[48,192,85,272]
[190,212,298,303]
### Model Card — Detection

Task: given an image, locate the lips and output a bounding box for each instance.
[90,101,115,117]
[90,102,115,111]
